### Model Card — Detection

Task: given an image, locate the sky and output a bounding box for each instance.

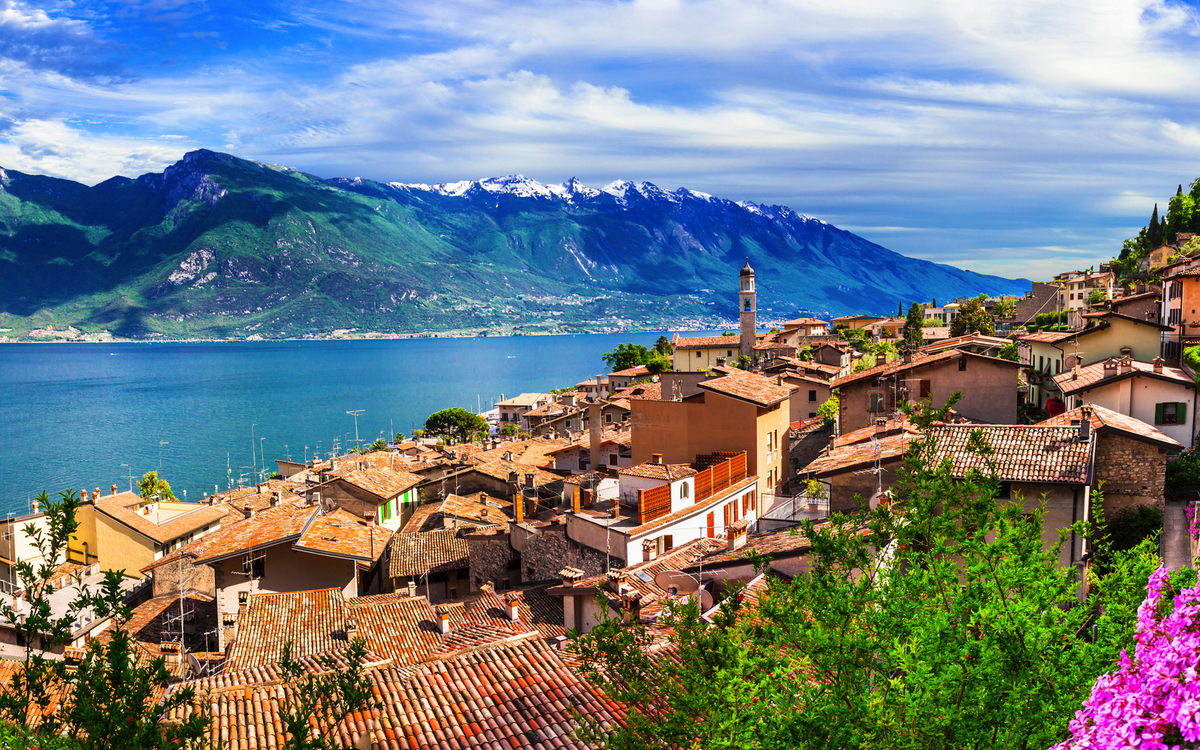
[2,0,1200,280]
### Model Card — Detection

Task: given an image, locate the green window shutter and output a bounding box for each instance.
[1178,403,1187,425]
[1155,403,1164,425]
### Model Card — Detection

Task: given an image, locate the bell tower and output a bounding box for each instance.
[739,259,756,358]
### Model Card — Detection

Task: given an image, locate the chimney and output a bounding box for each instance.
[621,590,644,623]
[80,488,89,505]
[524,473,534,489]
[651,453,664,465]
[1119,357,1133,374]
[514,493,524,524]
[31,498,39,514]
[110,484,118,496]
[902,349,913,364]
[642,538,657,562]
[1072,359,1081,380]
[245,505,255,519]
[1153,356,1164,373]
[330,458,338,472]
[436,605,452,634]
[270,491,281,507]
[504,591,521,622]
[875,352,886,366]
[559,567,584,587]
[589,401,602,473]
[1079,404,1093,443]
[94,487,101,502]
[311,491,321,508]
[345,617,358,639]
[726,520,749,551]
[571,488,582,514]
[406,580,417,597]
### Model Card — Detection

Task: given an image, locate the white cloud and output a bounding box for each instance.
[0,117,189,183]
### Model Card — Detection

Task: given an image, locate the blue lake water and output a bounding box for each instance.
[0,332,684,517]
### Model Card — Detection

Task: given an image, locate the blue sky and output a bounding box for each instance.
[3,0,1200,280]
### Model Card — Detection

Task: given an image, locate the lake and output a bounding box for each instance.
[0,332,684,517]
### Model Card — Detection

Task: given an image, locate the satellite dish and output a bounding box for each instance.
[698,589,714,612]
[654,569,699,595]
[186,652,203,677]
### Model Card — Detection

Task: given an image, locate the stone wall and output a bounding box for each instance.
[516,523,620,581]
[466,531,519,592]
[1092,434,1168,516]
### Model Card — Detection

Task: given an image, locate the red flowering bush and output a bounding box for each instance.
[1046,397,1066,417]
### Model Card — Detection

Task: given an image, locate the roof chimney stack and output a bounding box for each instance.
[407,580,416,598]
[651,453,664,465]
[436,605,452,634]
[875,352,887,367]
[504,591,521,622]
[1153,356,1164,373]
[1079,404,1093,443]
[110,484,118,496]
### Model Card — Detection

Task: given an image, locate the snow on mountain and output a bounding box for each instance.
[388,173,823,224]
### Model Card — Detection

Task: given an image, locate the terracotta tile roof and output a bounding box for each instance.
[466,458,563,487]
[93,492,232,546]
[610,364,651,377]
[1038,405,1182,450]
[918,333,1010,353]
[780,371,833,388]
[836,418,920,448]
[322,466,422,500]
[1052,358,1193,395]
[793,360,843,377]
[546,426,632,456]
[790,416,826,435]
[224,589,348,671]
[618,461,697,481]
[673,334,741,350]
[438,492,511,532]
[923,424,1093,483]
[612,381,663,400]
[696,526,816,567]
[472,437,572,469]
[697,369,792,407]
[506,585,567,639]
[293,509,393,561]
[388,527,473,578]
[783,317,828,327]
[174,636,623,750]
[802,434,911,476]
[496,392,549,407]
[835,349,991,388]
[399,501,442,534]
[191,501,316,565]
[1019,330,1076,343]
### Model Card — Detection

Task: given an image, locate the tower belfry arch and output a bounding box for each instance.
[739,259,756,358]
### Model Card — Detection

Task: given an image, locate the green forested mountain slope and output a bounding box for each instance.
[0,150,1028,339]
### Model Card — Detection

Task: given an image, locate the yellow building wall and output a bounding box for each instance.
[68,504,100,567]
[673,343,742,373]
[93,514,158,576]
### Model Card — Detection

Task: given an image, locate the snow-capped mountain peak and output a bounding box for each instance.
[548,177,600,203]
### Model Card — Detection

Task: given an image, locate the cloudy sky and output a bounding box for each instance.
[2,0,1200,279]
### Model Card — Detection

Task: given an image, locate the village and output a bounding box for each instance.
[2,253,1199,748]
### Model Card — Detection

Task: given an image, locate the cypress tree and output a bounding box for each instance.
[898,301,903,316]
[1149,204,1161,247]
[1178,185,1184,197]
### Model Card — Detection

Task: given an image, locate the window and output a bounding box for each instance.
[809,412,817,418]
[610,453,618,465]
[998,482,1012,499]
[869,392,884,412]
[243,556,265,579]
[920,379,931,398]
[663,535,674,551]
[958,357,967,371]
[605,413,612,423]
[745,299,751,311]
[808,390,817,402]
[501,413,509,422]
[1156,402,1187,425]
[564,420,571,429]
[707,512,715,538]
[680,483,689,499]
[727,350,733,357]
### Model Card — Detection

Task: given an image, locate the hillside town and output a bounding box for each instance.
[2,255,1199,749]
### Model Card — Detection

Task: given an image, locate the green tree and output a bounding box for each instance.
[368,438,388,452]
[423,408,487,444]
[992,296,1016,318]
[276,639,376,750]
[1165,447,1200,501]
[1087,287,1109,306]
[1148,203,1162,248]
[797,346,813,362]
[571,396,1161,750]
[601,343,652,372]
[949,295,996,336]
[817,394,838,424]
[1168,184,1195,241]
[393,432,405,443]
[998,342,1019,362]
[654,335,674,355]
[136,471,176,501]
[501,422,519,437]
[902,302,924,349]
[645,350,673,374]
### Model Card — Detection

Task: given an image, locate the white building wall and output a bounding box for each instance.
[1070,376,1195,447]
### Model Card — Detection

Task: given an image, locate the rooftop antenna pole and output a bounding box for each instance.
[158,441,169,474]
[251,424,257,479]
[121,463,134,493]
[259,437,266,482]
[347,411,365,452]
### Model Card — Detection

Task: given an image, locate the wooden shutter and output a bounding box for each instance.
[1155,403,1164,425]
[664,535,674,551]
[723,504,730,527]
[920,380,931,398]
[1178,403,1188,425]
[707,513,715,538]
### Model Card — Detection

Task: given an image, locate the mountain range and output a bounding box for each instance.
[0,150,1029,340]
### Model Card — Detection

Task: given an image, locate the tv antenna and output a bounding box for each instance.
[251,424,257,479]
[121,463,135,493]
[158,441,169,473]
[347,410,364,452]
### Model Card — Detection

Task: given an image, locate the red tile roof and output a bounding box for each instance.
[1038,404,1182,450]
[833,349,1018,388]
[610,364,651,377]
[617,461,697,481]
[94,492,232,545]
[672,334,741,350]
[293,509,393,562]
[388,527,474,578]
[191,501,316,565]
[697,369,792,407]
[320,466,422,500]
[225,588,348,671]
[923,424,1093,483]
[802,434,911,476]
[1051,358,1192,396]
